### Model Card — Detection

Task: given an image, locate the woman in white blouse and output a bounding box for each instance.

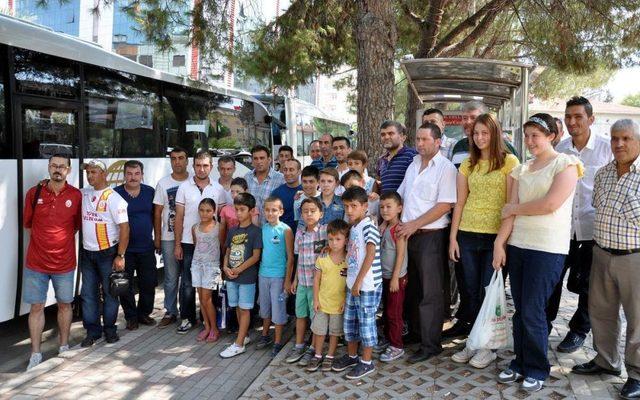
[492,113,584,392]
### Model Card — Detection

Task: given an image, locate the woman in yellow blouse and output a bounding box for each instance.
[448,113,520,369]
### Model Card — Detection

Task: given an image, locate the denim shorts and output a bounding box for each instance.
[23,267,75,304]
[226,281,256,310]
[258,276,288,325]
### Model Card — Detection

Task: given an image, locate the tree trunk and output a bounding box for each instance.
[404,84,421,145]
[354,0,396,173]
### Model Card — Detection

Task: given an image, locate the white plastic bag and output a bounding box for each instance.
[466,270,511,350]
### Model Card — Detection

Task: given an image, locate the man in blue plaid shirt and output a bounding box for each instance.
[245,145,285,226]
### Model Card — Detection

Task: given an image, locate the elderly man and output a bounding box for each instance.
[397,122,457,363]
[80,160,129,347]
[376,120,417,195]
[311,133,338,169]
[572,119,640,400]
[23,154,81,369]
[308,140,322,161]
[547,96,612,352]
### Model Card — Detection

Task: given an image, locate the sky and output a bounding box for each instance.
[606,67,640,102]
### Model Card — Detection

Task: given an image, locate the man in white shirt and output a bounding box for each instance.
[396,122,457,363]
[79,160,129,347]
[548,96,613,353]
[174,150,227,334]
[153,147,191,328]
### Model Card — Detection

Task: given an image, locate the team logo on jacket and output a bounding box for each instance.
[65,200,72,208]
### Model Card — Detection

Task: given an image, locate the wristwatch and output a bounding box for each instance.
[117,253,125,259]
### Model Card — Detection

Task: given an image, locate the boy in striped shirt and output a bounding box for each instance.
[331,186,383,380]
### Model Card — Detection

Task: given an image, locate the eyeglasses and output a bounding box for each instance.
[49,164,69,170]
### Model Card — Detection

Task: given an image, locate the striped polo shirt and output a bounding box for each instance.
[376,145,418,194]
[346,216,382,291]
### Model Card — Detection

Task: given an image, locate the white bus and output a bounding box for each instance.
[0,14,275,322]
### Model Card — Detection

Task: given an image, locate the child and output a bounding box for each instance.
[306,219,349,372]
[219,193,263,359]
[285,197,327,366]
[318,168,344,225]
[191,198,222,343]
[378,192,408,362]
[341,170,379,220]
[294,166,320,229]
[346,150,379,195]
[256,197,294,357]
[331,186,382,379]
[219,177,258,252]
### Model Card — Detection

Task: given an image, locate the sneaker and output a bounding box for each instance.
[331,354,359,372]
[469,349,497,369]
[80,336,96,348]
[26,352,42,371]
[220,343,246,359]
[521,377,544,392]
[105,333,119,344]
[271,343,284,358]
[346,360,376,380]
[176,319,193,335]
[58,345,70,355]
[256,335,273,350]
[298,347,315,367]
[321,356,334,371]
[380,346,405,362]
[285,345,306,363]
[244,335,251,346]
[374,337,389,353]
[452,346,476,363]
[158,314,177,329]
[557,331,585,353]
[497,368,524,384]
[306,355,323,372]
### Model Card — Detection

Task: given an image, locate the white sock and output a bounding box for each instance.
[360,359,372,365]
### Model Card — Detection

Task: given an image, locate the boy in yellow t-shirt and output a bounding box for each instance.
[306,219,350,372]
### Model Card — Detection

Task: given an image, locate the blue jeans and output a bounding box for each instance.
[458,231,496,325]
[161,240,180,316]
[180,243,196,323]
[81,246,120,339]
[507,245,565,381]
[120,250,158,321]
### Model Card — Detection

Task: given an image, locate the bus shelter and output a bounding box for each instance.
[400,57,534,159]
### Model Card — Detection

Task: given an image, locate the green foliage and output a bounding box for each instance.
[531,66,616,100]
[622,93,640,108]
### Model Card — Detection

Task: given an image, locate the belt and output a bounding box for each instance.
[414,228,442,235]
[599,246,640,256]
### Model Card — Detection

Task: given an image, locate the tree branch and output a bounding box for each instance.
[430,0,510,57]
[417,0,448,56]
[399,1,424,25]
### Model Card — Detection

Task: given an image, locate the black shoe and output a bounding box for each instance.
[105,333,120,344]
[126,319,139,331]
[138,315,156,326]
[407,349,441,364]
[81,336,96,348]
[557,331,585,353]
[621,378,640,399]
[571,360,621,376]
[442,322,471,338]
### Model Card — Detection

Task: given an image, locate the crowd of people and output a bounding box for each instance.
[22,96,640,397]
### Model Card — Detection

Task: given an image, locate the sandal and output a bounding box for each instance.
[196,329,209,342]
[206,330,220,343]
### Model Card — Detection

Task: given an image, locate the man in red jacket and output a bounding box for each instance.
[23,154,81,370]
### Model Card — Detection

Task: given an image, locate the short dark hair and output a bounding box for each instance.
[285,158,302,170]
[332,136,351,148]
[49,153,70,166]
[380,120,406,135]
[234,192,256,209]
[423,108,444,118]
[300,196,323,211]
[264,196,283,209]
[199,197,217,211]
[169,146,188,158]
[327,219,350,237]
[251,144,271,157]
[417,122,442,139]
[341,186,368,204]
[319,167,339,182]
[230,177,248,191]
[218,155,235,166]
[278,145,293,155]
[566,96,593,117]
[124,159,144,173]
[340,170,364,187]
[301,165,320,180]
[380,191,402,205]
[194,150,213,164]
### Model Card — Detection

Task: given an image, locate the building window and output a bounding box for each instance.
[172,55,186,67]
[138,55,153,67]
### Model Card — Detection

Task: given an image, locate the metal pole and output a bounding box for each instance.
[519,67,529,160]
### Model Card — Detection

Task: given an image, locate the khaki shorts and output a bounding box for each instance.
[311,310,344,336]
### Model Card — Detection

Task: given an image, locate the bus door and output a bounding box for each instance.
[14,97,81,317]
